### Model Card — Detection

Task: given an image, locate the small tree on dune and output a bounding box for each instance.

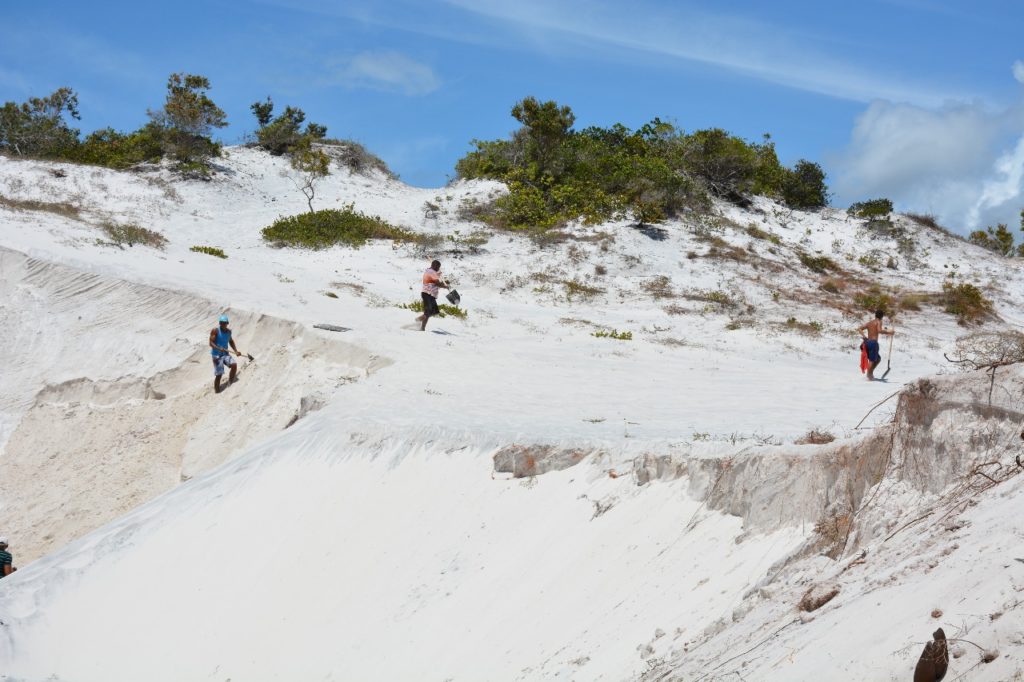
[967,213,1024,257]
[0,87,81,157]
[782,159,829,210]
[250,97,327,156]
[511,96,575,177]
[289,136,330,212]
[251,97,274,128]
[148,73,227,174]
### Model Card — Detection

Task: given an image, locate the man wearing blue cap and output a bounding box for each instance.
[209,314,241,393]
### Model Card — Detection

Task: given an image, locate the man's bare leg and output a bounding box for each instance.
[420,314,429,331]
[229,364,238,384]
[867,360,879,381]
[214,376,223,393]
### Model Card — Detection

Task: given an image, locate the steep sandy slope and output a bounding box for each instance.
[643,366,1024,681]
[0,418,806,682]
[2,363,1022,681]
[0,248,386,562]
[1,149,1024,680]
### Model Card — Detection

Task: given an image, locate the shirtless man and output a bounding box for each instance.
[859,309,895,381]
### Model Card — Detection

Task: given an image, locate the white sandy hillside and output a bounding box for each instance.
[644,367,1024,681]
[0,147,1023,680]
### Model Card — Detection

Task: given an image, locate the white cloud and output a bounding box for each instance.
[323,50,440,96]
[1013,60,1024,84]
[968,134,1024,227]
[832,93,1024,232]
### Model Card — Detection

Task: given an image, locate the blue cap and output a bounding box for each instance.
[219,314,229,323]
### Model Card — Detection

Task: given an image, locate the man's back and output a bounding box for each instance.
[422,268,440,296]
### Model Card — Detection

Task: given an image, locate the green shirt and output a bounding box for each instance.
[0,549,12,577]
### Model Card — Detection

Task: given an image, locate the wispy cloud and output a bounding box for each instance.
[322,50,440,96]
[250,0,965,106]
[0,28,150,85]
[871,0,972,19]
[439,0,968,106]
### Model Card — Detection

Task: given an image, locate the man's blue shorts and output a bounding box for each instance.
[863,339,880,363]
[212,353,237,376]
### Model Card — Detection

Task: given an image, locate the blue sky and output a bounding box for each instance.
[4,0,1024,230]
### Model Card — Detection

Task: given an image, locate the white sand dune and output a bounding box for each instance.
[1,148,1023,680]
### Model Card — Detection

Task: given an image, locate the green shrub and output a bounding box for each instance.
[848,198,893,219]
[562,279,605,300]
[858,253,881,271]
[71,124,164,169]
[681,127,762,200]
[781,160,828,209]
[250,98,326,156]
[398,300,467,319]
[455,99,825,230]
[190,245,227,258]
[686,289,736,308]
[0,87,81,158]
[786,317,823,334]
[798,251,837,273]
[592,329,632,340]
[1,78,228,173]
[968,223,1020,257]
[262,204,415,249]
[511,96,575,176]
[492,181,561,230]
[854,286,893,313]
[147,73,227,173]
[102,222,167,249]
[941,281,993,324]
[445,229,490,254]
